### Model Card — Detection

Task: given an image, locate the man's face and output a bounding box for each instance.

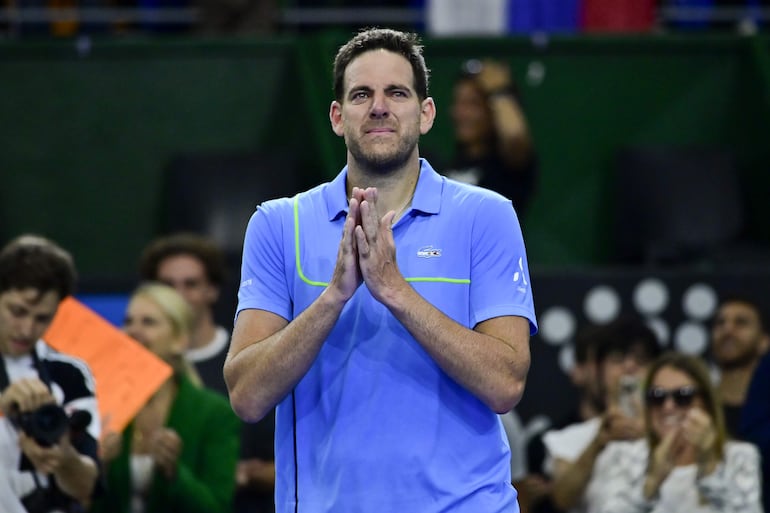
[0,288,61,357]
[156,254,218,322]
[711,301,768,370]
[451,79,493,146]
[600,344,654,406]
[330,49,435,174]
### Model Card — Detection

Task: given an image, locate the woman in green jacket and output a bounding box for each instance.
[92,282,240,513]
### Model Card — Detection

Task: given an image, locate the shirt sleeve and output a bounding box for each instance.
[469,193,537,334]
[236,198,294,321]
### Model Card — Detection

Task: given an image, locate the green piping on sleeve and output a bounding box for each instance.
[293,195,470,288]
[294,195,330,287]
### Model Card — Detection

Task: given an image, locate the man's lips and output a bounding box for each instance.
[365,127,396,134]
[10,338,33,351]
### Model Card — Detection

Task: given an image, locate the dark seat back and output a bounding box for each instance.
[162,150,300,324]
[613,145,745,266]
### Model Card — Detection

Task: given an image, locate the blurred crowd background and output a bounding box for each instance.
[2,0,770,37]
[2,3,770,511]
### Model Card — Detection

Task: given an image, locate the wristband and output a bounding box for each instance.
[487,87,513,99]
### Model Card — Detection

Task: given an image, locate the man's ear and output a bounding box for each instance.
[419,97,436,135]
[330,100,344,137]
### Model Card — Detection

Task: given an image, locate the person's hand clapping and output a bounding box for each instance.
[681,407,718,474]
[150,428,182,480]
[680,407,715,455]
[644,429,681,498]
[99,431,123,464]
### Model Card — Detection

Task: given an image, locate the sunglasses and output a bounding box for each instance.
[645,386,700,408]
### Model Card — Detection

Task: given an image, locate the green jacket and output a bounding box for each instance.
[91,374,240,513]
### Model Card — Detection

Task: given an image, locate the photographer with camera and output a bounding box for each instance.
[0,235,100,513]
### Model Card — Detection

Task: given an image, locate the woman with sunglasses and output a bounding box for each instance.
[598,352,763,513]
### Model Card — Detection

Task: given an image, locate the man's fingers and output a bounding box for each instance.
[354,225,369,257]
[358,200,379,244]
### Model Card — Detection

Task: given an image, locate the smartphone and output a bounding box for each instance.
[618,375,641,418]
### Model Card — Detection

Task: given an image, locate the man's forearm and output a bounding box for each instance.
[384,282,530,413]
[551,436,605,510]
[225,288,348,422]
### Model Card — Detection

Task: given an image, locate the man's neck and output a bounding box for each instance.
[718,362,758,406]
[346,156,420,216]
[191,314,218,350]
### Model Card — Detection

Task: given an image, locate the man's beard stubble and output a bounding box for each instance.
[714,343,763,370]
[346,130,419,177]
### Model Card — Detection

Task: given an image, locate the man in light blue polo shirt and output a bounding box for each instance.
[225,28,537,513]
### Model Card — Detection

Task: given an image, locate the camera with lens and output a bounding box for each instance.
[10,403,70,447]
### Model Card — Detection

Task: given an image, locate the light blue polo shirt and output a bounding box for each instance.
[238,159,537,513]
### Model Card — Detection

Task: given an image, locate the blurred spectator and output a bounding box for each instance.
[543,316,661,513]
[709,296,769,438]
[139,233,275,513]
[443,58,538,218]
[598,352,763,513]
[740,351,770,513]
[567,324,605,422]
[0,235,101,513]
[139,233,230,395]
[521,323,606,513]
[93,283,239,513]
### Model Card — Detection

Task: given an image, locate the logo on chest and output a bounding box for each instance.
[416,246,442,258]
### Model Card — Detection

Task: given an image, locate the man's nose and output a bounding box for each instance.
[369,92,389,119]
[18,318,36,338]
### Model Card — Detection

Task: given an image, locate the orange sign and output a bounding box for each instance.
[43,296,172,434]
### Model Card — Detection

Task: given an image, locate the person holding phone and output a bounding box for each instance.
[599,352,763,513]
[543,315,661,513]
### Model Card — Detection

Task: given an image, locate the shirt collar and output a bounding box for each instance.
[324,158,443,221]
